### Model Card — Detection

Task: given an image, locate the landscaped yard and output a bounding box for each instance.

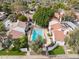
[48,46,65,55]
[0,50,26,55]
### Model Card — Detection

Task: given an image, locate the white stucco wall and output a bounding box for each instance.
[56,41,65,46]
[4,20,12,30]
[13,27,25,34]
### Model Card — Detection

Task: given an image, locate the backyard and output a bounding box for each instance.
[48,46,65,55]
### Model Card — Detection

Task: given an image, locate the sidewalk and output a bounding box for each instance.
[0,55,49,59]
[0,55,79,59]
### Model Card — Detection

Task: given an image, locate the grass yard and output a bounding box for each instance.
[48,46,65,55]
[0,50,26,55]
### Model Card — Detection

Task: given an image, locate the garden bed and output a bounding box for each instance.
[0,50,26,55]
[48,46,65,55]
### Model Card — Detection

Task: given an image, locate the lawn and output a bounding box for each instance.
[0,50,26,55]
[48,46,65,55]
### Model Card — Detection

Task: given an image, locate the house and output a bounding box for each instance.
[62,21,78,30]
[0,12,7,20]
[7,20,26,39]
[49,19,65,46]
[9,30,24,39]
[49,18,78,46]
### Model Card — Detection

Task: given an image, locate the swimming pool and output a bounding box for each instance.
[32,28,43,41]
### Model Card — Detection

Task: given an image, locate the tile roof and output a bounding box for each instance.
[51,23,62,30]
[53,30,65,42]
[9,30,24,39]
[17,21,26,28]
[50,20,65,42]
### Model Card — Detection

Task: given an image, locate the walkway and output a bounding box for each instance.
[0,55,49,59]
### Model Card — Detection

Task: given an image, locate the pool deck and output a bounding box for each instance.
[29,28,52,46]
[43,29,52,46]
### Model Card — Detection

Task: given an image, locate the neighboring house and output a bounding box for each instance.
[7,20,26,39]
[9,30,24,39]
[0,12,7,20]
[62,21,78,30]
[49,19,65,46]
[49,19,78,46]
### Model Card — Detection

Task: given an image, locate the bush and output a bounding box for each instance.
[0,21,5,32]
[0,50,25,55]
[33,6,54,27]
[48,46,65,55]
[2,2,11,14]
[53,2,70,10]
[7,14,17,22]
[62,15,75,21]
[18,15,27,22]
[13,35,28,49]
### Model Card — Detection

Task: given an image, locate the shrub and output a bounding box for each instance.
[33,6,54,27]
[18,15,27,22]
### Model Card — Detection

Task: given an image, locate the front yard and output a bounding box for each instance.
[48,46,65,55]
[0,35,28,55]
[0,49,26,55]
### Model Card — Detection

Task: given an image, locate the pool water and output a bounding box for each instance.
[32,29,43,41]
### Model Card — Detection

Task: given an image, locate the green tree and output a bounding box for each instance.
[31,36,44,54]
[7,14,17,22]
[2,2,11,14]
[62,15,75,21]
[0,35,13,49]
[67,0,79,6]
[0,21,5,32]
[0,4,2,11]
[65,29,79,54]
[11,1,28,13]
[19,36,28,48]
[13,35,28,49]
[33,6,54,27]
[72,2,79,10]
[12,39,20,50]
[18,15,27,22]
[53,2,69,11]
[2,38,12,49]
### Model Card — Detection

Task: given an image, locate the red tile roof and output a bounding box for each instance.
[51,21,65,42]
[17,21,26,28]
[51,23,62,30]
[9,30,24,39]
[53,30,65,41]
